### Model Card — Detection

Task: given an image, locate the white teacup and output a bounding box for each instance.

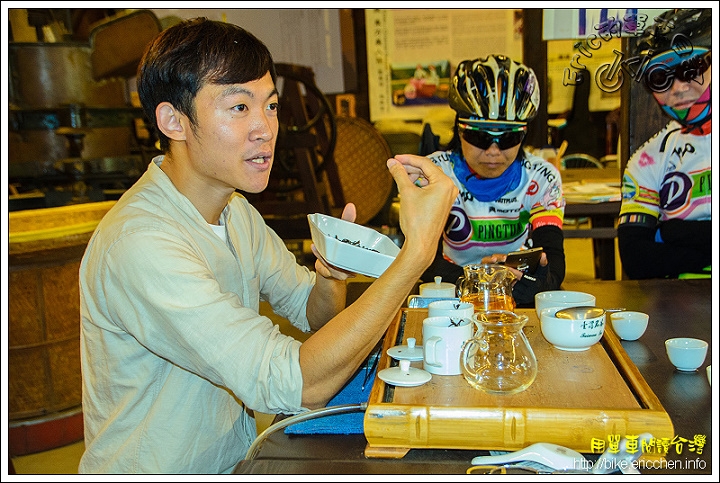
[428,300,474,323]
[665,338,708,372]
[422,316,473,376]
[610,311,649,341]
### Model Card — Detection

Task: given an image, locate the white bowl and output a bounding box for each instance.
[610,311,649,341]
[665,337,708,372]
[307,213,400,278]
[535,290,596,318]
[540,307,606,351]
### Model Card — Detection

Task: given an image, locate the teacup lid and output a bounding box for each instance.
[378,359,432,387]
[420,276,456,298]
[387,337,424,361]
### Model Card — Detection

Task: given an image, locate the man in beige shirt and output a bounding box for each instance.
[78,17,457,473]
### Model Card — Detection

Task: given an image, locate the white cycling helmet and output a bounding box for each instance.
[449,55,540,127]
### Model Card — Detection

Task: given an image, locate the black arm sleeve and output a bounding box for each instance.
[512,225,566,308]
[659,219,712,246]
[618,220,712,279]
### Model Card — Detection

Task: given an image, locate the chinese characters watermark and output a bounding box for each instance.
[563,13,708,94]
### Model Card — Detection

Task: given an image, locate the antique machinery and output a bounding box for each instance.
[7,9,162,210]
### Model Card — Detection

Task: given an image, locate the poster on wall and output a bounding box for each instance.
[366,9,523,123]
[390,60,450,107]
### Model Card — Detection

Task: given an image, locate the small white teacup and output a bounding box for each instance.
[428,300,474,324]
[610,311,649,341]
[707,365,712,386]
[665,338,708,372]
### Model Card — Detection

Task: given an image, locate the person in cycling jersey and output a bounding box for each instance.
[617,8,712,279]
[421,54,566,307]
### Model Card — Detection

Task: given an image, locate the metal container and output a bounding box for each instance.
[8,42,128,109]
[8,42,143,186]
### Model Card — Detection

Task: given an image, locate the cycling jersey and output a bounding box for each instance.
[617,119,712,279]
[619,119,711,226]
[428,150,564,267]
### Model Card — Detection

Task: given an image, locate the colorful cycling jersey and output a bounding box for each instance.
[428,150,564,267]
[619,120,712,226]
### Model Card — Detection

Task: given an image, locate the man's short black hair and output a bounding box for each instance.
[137,18,276,151]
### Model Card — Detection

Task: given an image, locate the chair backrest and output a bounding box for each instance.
[561,153,604,169]
[333,116,394,226]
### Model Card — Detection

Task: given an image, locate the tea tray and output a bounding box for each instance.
[363,308,674,458]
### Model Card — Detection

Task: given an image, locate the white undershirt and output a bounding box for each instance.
[209,223,227,240]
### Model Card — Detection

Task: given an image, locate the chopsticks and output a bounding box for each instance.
[361,350,380,391]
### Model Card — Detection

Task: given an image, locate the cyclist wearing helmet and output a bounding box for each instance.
[422,54,566,307]
[617,8,711,279]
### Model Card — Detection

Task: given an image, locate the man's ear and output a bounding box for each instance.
[156,102,186,141]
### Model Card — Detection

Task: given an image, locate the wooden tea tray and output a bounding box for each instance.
[364,308,673,459]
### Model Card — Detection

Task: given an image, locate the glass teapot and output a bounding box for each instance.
[456,263,517,312]
[460,310,538,394]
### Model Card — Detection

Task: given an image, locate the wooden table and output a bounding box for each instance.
[565,200,620,280]
[235,278,713,475]
[561,167,622,280]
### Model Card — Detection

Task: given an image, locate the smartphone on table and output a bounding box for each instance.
[501,247,543,273]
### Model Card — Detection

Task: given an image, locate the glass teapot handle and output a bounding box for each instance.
[455,276,468,298]
[460,335,489,380]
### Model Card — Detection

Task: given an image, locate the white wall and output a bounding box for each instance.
[150,8,345,94]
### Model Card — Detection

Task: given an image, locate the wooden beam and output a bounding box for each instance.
[522,8,549,150]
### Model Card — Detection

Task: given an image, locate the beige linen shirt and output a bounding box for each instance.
[79,157,315,473]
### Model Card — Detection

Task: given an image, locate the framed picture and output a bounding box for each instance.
[390,60,451,107]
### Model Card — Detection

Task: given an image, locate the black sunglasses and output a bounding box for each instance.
[645,51,711,93]
[460,127,526,150]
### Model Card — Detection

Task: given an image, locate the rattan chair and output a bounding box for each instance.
[333,116,394,226]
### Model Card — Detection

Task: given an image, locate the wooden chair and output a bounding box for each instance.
[242,63,342,241]
[561,152,603,228]
[242,65,394,243]
[561,153,604,169]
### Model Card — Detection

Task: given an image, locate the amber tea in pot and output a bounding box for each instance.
[456,263,516,312]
